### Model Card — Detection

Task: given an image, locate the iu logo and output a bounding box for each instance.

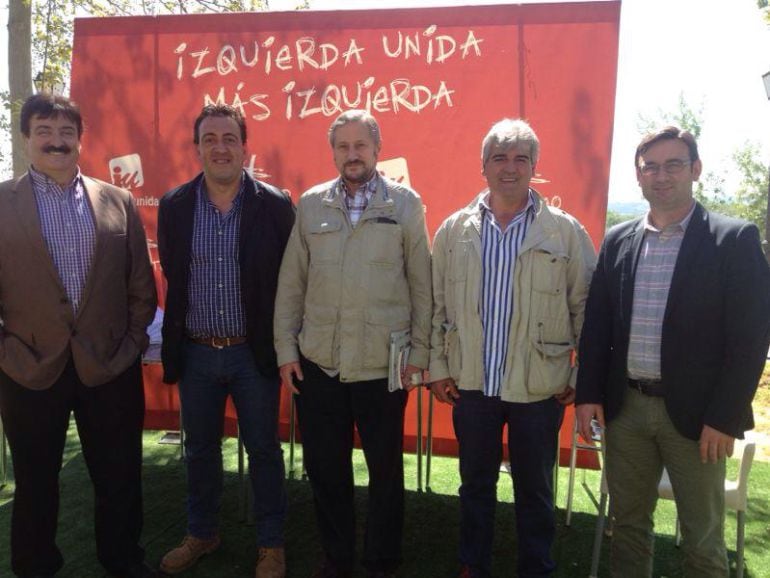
[376,157,411,187]
[109,154,144,189]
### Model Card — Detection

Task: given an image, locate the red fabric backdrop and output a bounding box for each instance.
[71,2,620,468]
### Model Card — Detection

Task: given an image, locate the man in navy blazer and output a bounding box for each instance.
[157,104,294,577]
[576,126,770,577]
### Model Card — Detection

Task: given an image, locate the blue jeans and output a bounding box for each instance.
[178,341,286,546]
[453,392,562,578]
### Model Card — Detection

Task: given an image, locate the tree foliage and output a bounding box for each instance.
[605,209,635,230]
[760,0,770,24]
[32,0,273,93]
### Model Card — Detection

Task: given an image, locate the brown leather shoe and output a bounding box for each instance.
[255,546,286,578]
[159,535,221,575]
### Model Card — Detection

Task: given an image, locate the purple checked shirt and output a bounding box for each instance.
[30,165,95,313]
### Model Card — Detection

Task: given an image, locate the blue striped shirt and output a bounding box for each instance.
[479,191,535,397]
[185,177,246,338]
[30,165,95,313]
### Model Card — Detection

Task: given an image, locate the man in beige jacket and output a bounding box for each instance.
[274,110,431,578]
[0,93,157,577]
[429,119,595,578]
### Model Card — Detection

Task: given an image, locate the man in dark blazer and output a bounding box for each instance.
[576,126,770,577]
[0,93,157,577]
[157,104,294,578]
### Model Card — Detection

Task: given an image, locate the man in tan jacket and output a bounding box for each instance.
[0,93,157,578]
[274,110,431,578]
[429,119,595,578]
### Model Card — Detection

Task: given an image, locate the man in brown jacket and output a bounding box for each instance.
[0,93,157,578]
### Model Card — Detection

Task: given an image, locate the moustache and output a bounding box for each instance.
[344,161,364,168]
[43,145,72,154]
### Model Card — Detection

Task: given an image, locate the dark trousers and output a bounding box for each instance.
[0,358,146,577]
[295,357,407,574]
[453,392,562,578]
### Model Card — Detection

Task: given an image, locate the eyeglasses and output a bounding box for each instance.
[638,159,692,177]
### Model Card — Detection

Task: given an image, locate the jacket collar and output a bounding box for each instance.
[460,188,563,253]
[322,174,396,217]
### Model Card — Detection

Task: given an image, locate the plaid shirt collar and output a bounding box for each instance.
[197,172,246,217]
[28,164,84,198]
[336,173,379,202]
[642,201,696,235]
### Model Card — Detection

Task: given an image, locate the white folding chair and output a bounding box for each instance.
[657,440,756,578]
[562,415,611,576]
[565,416,604,526]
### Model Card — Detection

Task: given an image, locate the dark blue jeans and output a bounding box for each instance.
[453,392,562,578]
[178,341,286,546]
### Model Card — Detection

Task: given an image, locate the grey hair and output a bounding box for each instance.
[328,109,382,148]
[481,118,540,166]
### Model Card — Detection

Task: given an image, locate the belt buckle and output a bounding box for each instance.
[211,336,227,349]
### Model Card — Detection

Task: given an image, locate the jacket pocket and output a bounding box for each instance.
[306,220,343,264]
[531,250,568,295]
[298,321,336,369]
[527,339,573,396]
[363,308,410,369]
[366,222,404,265]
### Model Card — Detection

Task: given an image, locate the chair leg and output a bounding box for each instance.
[553,441,559,508]
[288,395,296,479]
[675,516,681,547]
[736,510,745,578]
[0,419,7,487]
[565,427,579,526]
[238,428,247,522]
[416,385,423,492]
[589,491,609,578]
[425,393,434,492]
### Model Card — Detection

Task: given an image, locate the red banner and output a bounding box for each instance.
[71,2,620,467]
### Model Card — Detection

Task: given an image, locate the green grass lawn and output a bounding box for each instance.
[1,425,768,577]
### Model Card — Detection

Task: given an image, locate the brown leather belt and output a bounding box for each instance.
[189,336,247,349]
[628,378,665,397]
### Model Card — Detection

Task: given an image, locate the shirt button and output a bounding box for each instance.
[219,310,224,315]
[218,230,223,235]
[218,284,223,288]
[218,257,223,262]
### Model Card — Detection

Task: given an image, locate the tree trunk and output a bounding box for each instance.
[8,0,32,178]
